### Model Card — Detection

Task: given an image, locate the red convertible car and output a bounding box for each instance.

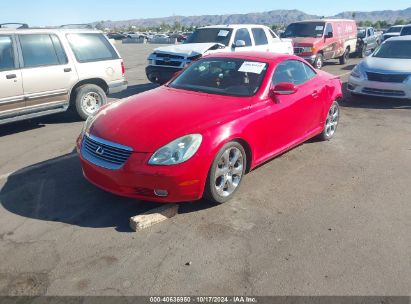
[77,52,342,203]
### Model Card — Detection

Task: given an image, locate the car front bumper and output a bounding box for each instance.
[77,134,210,203]
[145,65,181,84]
[300,55,316,64]
[348,76,411,99]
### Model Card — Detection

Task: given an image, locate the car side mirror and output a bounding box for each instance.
[325,31,333,38]
[269,83,298,102]
[234,40,246,48]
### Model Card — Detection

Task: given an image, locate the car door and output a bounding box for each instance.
[251,27,269,52]
[251,60,321,162]
[368,28,376,49]
[232,28,254,52]
[0,34,25,117]
[323,23,336,60]
[18,33,78,110]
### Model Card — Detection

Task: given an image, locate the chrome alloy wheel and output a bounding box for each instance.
[214,147,244,197]
[325,103,339,138]
[81,92,102,115]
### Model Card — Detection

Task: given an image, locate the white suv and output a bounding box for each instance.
[0,26,127,124]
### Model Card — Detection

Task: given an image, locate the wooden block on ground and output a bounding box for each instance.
[130,204,179,231]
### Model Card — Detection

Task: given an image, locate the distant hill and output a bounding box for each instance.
[334,7,411,23]
[94,7,411,29]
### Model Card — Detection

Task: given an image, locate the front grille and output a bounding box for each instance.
[155,53,185,60]
[81,134,133,170]
[362,87,406,97]
[366,72,409,83]
[294,47,303,54]
[155,60,182,67]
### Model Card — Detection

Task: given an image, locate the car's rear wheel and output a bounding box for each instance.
[74,84,107,120]
[204,142,246,204]
[314,53,324,69]
[319,101,340,141]
[339,48,349,65]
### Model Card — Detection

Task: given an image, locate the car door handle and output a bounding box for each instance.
[64,68,72,72]
[6,74,16,79]
[312,90,319,98]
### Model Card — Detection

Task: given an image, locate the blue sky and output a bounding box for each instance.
[1,0,410,26]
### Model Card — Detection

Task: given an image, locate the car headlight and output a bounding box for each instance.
[302,47,315,53]
[148,134,202,165]
[351,64,365,79]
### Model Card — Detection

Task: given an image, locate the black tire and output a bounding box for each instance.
[204,141,247,204]
[313,53,324,69]
[73,84,107,120]
[319,101,340,141]
[359,45,367,58]
[339,48,349,65]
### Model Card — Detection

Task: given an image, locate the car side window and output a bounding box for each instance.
[0,35,15,71]
[325,23,333,35]
[50,35,68,64]
[367,28,372,37]
[251,28,268,45]
[67,33,119,63]
[234,28,252,46]
[19,34,66,68]
[272,60,317,86]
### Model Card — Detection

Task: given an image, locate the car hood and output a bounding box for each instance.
[89,87,249,152]
[363,56,411,73]
[291,37,322,47]
[153,43,226,57]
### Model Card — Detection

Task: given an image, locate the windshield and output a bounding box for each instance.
[373,40,411,59]
[283,22,325,38]
[184,28,233,46]
[387,27,402,33]
[169,58,268,97]
[358,29,366,39]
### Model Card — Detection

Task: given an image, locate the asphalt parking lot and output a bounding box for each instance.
[0,44,410,296]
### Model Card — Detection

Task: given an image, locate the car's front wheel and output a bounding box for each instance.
[319,101,340,141]
[314,53,324,69]
[204,142,246,204]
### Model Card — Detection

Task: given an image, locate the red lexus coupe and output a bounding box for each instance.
[77,52,342,203]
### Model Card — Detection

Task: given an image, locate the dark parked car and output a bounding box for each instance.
[107,32,127,40]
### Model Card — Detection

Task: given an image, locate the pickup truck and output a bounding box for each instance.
[356,27,382,57]
[146,24,294,84]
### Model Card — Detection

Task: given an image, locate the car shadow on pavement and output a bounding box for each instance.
[0,112,82,137]
[109,83,158,99]
[0,153,161,232]
[0,153,218,232]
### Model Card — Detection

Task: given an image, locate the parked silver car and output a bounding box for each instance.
[0,26,127,124]
[348,36,411,99]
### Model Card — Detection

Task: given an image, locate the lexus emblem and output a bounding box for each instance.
[95,146,104,155]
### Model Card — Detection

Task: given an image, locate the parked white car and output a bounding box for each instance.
[382,25,404,41]
[146,24,294,84]
[348,36,411,99]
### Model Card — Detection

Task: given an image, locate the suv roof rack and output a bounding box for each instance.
[0,23,29,29]
[59,24,93,29]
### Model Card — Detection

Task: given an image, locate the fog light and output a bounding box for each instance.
[154,189,168,197]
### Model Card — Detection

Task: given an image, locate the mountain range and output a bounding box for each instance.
[94,7,411,29]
